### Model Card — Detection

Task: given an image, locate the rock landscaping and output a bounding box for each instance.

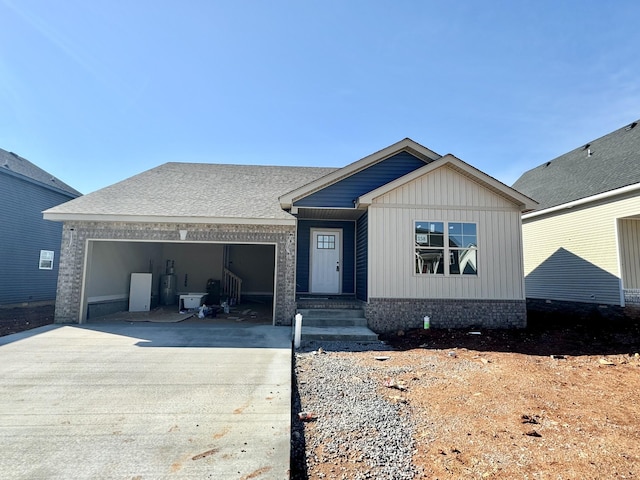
[291,318,640,479]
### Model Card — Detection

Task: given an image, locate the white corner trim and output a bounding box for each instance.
[522,182,640,220]
[357,155,537,210]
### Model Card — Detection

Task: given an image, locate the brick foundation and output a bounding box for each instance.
[364,298,527,333]
[624,289,640,306]
[525,298,639,322]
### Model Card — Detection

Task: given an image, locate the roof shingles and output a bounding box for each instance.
[0,148,81,197]
[45,163,337,221]
[513,119,640,211]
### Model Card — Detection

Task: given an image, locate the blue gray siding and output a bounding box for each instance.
[355,212,368,301]
[0,172,77,305]
[294,152,428,208]
[296,220,355,294]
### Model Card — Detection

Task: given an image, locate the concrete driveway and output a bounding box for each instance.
[0,322,292,479]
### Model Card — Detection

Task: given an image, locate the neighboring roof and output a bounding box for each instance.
[0,148,81,197]
[513,119,640,211]
[358,154,538,212]
[279,138,441,209]
[43,163,336,225]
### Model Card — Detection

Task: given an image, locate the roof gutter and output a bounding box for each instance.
[42,212,297,226]
[522,182,640,220]
[1,167,81,198]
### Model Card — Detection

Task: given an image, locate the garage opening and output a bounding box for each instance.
[81,240,276,325]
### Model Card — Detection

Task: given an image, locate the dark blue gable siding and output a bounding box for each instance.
[294,151,428,208]
[0,172,76,305]
[355,212,368,301]
[296,220,355,294]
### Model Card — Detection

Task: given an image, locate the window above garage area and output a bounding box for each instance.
[415,221,477,276]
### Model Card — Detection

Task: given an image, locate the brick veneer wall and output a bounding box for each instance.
[364,298,527,333]
[624,289,640,305]
[54,222,297,325]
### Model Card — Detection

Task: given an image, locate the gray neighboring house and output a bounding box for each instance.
[44,139,536,332]
[513,119,640,317]
[0,148,81,307]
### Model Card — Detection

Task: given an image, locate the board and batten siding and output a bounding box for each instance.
[522,191,640,305]
[619,218,640,290]
[367,165,526,300]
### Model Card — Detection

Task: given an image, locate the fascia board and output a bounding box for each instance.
[278,138,441,208]
[357,155,539,211]
[42,212,297,226]
[445,157,539,211]
[522,182,640,220]
[1,167,81,198]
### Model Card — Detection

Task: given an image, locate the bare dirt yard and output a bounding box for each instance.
[293,313,640,479]
[0,304,54,337]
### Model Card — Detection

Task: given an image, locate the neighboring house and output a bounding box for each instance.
[513,119,640,317]
[0,148,81,306]
[43,139,536,332]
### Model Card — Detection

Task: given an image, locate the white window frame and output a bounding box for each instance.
[414,221,478,276]
[39,250,55,270]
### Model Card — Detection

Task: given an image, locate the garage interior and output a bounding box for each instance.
[82,240,276,324]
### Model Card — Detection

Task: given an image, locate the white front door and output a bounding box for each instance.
[310,229,342,294]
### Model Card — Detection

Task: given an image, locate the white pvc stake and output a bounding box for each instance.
[294,313,302,348]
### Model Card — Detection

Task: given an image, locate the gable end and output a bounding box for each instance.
[293,151,430,208]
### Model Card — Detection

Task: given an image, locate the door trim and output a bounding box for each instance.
[309,228,343,294]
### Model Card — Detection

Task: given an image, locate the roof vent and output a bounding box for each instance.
[625,122,637,131]
[544,161,551,168]
[582,144,590,150]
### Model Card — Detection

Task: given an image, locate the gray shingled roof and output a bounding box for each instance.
[0,148,81,197]
[512,119,640,211]
[44,162,337,221]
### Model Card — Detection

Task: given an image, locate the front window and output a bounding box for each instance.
[415,222,444,274]
[415,221,477,275]
[448,222,477,275]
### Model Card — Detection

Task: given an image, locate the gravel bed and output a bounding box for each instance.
[291,341,422,479]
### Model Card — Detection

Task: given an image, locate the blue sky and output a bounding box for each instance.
[1,1,639,194]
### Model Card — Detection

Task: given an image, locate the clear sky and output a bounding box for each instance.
[1,0,639,195]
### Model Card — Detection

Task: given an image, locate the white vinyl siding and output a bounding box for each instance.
[368,166,525,300]
[522,191,640,305]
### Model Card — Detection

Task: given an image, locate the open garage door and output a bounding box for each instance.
[81,240,276,324]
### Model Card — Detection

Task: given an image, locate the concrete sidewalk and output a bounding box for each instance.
[0,322,292,479]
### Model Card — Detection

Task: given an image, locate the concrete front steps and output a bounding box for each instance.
[296,307,379,343]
